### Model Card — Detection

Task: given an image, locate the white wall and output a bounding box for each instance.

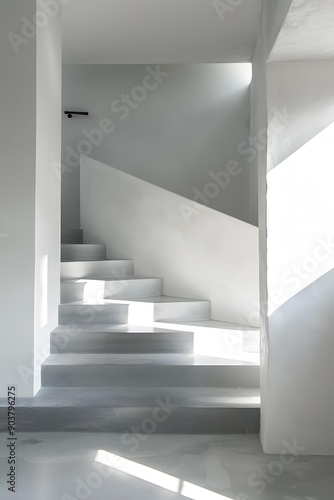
[250,1,271,451]
[0,0,37,398]
[267,62,334,169]
[0,1,61,397]
[254,0,334,454]
[266,270,334,455]
[263,59,334,455]
[35,3,62,393]
[62,64,254,228]
[267,122,334,311]
[81,156,259,326]
[266,0,293,58]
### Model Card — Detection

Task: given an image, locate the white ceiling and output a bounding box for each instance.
[270,0,334,61]
[62,0,259,64]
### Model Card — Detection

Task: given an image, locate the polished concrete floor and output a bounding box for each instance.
[0,433,333,500]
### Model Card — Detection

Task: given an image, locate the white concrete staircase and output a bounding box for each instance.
[8,229,260,433]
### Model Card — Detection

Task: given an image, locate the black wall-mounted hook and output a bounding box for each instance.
[65,111,89,118]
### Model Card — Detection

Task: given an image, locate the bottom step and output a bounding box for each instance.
[0,387,260,434]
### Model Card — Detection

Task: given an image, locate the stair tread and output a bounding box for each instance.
[61,259,133,263]
[52,324,191,334]
[43,353,258,366]
[160,319,259,331]
[0,387,260,408]
[61,296,210,305]
[61,244,105,247]
[61,277,162,283]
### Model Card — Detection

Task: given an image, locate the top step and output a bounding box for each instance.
[61,229,83,244]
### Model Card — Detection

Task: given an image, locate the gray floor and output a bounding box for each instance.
[0,433,333,499]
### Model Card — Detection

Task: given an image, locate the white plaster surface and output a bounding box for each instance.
[62,64,253,228]
[80,156,259,326]
[62,0,259,64]
[267,122,334,310]
[34,0,62,395]
[265,269,334,455]
[267,62,334,169]
[0,1,61,397]
[270,0,334,61]
[257,0,334,455]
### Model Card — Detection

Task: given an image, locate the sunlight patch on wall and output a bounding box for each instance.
[267,122,334,314]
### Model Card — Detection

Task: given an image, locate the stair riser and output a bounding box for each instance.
[61,229,83,244]
[50,332,194,354]
[127,301,211,324]
[154,302,211,322]
[60,279,163,303]
[0,408,260,434]
[58,305,129,324]
[42,365,260,388]
[61,261,134,280]
[59,301,210,324]
[104,278,163,300]
[61,244,106,262]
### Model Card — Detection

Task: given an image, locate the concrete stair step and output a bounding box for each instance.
[41,353,260,388]
[61,244,106,262]
[61,229,83,244]
[156,319,260,359]
[60,277,163,303]
[50,324,194,354]
[58,296,211,324]
[0,387,260,433]
[59,302,129,324]
[61,259,134,280]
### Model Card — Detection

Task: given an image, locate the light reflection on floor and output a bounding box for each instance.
[0,433,333,500]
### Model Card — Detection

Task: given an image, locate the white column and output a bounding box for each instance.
[257,0,334,455]
[0,0,62,397]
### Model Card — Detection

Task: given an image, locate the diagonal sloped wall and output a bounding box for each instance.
[80,156,259,326]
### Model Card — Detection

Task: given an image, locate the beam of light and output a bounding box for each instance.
[128,301,155,325]
[95,450,233,500]
[267,122,334,314]
[181,480,231,500]
[95,450,180,493]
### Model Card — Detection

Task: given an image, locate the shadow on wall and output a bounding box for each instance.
[61,63,253,229]
[80,156,259,326]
